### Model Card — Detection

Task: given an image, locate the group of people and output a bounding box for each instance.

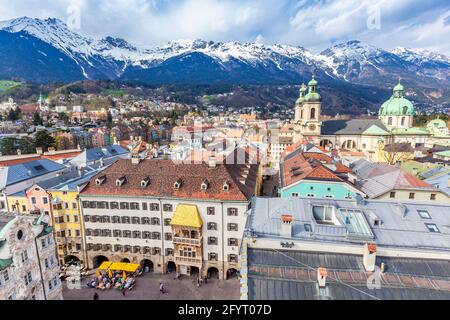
[87,271,136,294]
[196,276,208,287]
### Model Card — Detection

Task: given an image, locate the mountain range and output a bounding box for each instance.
[0,17,449,107]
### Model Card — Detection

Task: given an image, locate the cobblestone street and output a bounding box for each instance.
[63,273,240,300]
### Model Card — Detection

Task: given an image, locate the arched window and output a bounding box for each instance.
[401,117,406,126]
[388,117,393,126]
[301,110,304,119]
[403,106,408,114]
[310,108,316,120]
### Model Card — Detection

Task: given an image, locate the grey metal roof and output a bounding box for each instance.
[248,278,450,300]
[0,214,15,232]
[70,145,128,165]
[425,172,450,196]
[321,119,388,136]
[247,248,450,300]
[0,159,66,189]
[249,197,450,251]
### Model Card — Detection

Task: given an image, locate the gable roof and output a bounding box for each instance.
[0,159,66,189]
[357,170,434,198]
[322,119,389,136]
[81,159,257,202]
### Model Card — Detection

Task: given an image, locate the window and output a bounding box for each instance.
[430,194,437,201]
[130,202,140,210]
[123,230,132,238]
[141,217,151,225]
[163,204,173,212]
[133,231,141,239]
[75,229,80,237]
[401,117,406,126]
[72,202,77,209]
[142,203,148,211]
[2,270,10,284]
[208,253,218,261]
[165,233,172,241]
[228,255,238,263]
[110,202,119,210]
[112,216,120,224]
[312,206,334,225]
[325,195,334,199]
[409,193,415,200]
[24,272,32,286]
[208,237,218,245]
[425,223,440,233]
[31,197,37,205]
[207,207,215,215]
[151,218,160,226]
[21,250,29,263]
[291,193,299,197]
[164,218,171,226]
[307,194,315,198]
[120,202,129,210]
[74,215,79,223]
[310,186,314,190]
[150,203,160,211]
[388,117,393,126]
[142,232,151,239]
[21,205,26,212]
[166,248,174,256]
[152,232,161,240]
[228,223,238,232]
[97,202,109,209]
[227,208,238,216]
[207,222,217,231]
[113,230,122,237]
[121,216,131,224]
[49,277,59,291]
[310,108,316,119]
[89,201,97,209]
[228,238,239,247]
[390,192,396,199]
[304,224,312,232]
[418,210,432,220]
[41,238,48,248]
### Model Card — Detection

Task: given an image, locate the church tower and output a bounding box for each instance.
[295,83,307,123]
[297,75,322,137]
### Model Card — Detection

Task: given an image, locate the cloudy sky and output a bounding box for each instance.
[0,0,449,54]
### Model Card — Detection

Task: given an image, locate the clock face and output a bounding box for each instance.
[308,124,317,132]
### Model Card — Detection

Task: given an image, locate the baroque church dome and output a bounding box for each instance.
[379,81,415,116]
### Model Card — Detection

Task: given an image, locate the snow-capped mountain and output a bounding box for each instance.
[0,17,449,92]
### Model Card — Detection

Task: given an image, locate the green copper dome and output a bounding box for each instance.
[308,77,318,87]
[305,75,321,102]
[379,81,415,116]
[296,84,307,105]
[427,119,447,129]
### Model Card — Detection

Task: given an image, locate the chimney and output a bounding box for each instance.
[317,267,328,288]
[208,157,217,168]
[363,243,377,272]
[17,149,22,156]
[99,158,104,168]
[280,215,293,237]
[131,153,141,165]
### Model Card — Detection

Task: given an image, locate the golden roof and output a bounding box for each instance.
[170,204,203,228]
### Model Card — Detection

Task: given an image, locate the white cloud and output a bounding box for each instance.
[0,0,448,54]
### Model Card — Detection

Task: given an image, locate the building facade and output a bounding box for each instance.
[79,158,261,280]
[0,213,62,300]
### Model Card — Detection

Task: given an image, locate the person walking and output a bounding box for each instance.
[160,283,166,294]
[122,287,126,297]
[93,293,99,300]
[204,275,207,284]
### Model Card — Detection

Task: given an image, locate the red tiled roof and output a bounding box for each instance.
[81,159,258,201]
[18,104,39,114]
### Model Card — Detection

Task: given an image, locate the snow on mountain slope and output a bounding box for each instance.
[0,17,449,86]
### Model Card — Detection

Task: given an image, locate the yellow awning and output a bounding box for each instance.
[98,262,112,271]
[170,204,203,228]
[109,263,140,273]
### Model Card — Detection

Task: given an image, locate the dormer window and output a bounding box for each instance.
[174,179,182,190]
[141,177,150,188]
[201,180,209,190]
[223,182,230,192]
[96,176,106,186]
[116,176,127,187]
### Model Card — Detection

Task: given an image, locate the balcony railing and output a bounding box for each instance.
[175,256,203,265]
[172,236,202,246]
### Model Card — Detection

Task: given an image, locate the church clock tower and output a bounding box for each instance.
[296,75,322,137]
